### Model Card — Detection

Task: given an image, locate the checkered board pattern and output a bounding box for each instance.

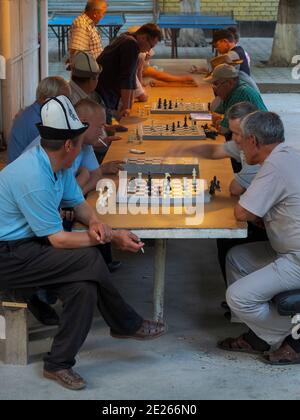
[142,124,206,140]
[123,158,200,176]
[117,178,210,205]
[151,101,210,115]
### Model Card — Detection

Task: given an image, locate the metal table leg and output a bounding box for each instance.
[153,239,167,321]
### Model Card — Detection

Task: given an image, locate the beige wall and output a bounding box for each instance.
[0,0,40,141]
[160,0,280,21]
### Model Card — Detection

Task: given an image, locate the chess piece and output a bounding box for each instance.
[147,173,152,197]
[183,116,188,128]
[177,121,181,128]
[172,122,176,132]
[166,124,169,131]
[169,100,173,110]
[158,98,162,109]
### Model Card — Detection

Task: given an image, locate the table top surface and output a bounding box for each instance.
[157,14,237,29]
[48,14,126,27]
[85,83,247,239]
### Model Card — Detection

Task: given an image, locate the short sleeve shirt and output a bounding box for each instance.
[69,13,103,60]
[239,144,300,255]
[7,102,42,163]
[224,141,260,189]
[215,81,268,129]
[0,146,85,241]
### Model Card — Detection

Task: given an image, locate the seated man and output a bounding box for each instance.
[69,50,125,152]
[206,64,268,135]
[167,101,268,287]
[0,96,166,390]
[7,76,70,163]
[218,111,300,364]
[26,98,124,272]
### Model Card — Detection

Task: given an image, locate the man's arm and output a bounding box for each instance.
[234,203,259,223]
[168,144,230,160]
[229,180,246,197]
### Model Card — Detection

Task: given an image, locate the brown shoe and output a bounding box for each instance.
[263,342,300,366]
[43,368,86,391]
[111,320,167,341]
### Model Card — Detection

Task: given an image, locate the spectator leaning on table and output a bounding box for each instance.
[96,23,162,122]
[69,0,107,62]
[0,95,166,390]
[7,76,70,163]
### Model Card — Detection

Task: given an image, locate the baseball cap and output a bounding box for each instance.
[204,54,243,80]
[37,95,89,140]
[71,51,102,79]
[205,64,239,83]
[211,29,235,45]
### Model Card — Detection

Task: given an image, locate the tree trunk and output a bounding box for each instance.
[269,0,300,66]
[177,0,207,47]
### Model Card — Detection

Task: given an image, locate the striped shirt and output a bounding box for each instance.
[69,13,103,60]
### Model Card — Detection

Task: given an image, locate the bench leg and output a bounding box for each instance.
[4,307,29,365]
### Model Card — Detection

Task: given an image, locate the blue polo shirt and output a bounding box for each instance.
[0,146,85,241]
[7,102,42,163]
[25,137,99,175]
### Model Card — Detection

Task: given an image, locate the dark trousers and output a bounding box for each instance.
[0,238,143,371]
[217,223,269,286]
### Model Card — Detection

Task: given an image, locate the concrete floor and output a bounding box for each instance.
[1,52,300,400]
[1,239,300,400]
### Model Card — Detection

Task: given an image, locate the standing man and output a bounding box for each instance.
[69,0,107,62]
[96,24,162,121]
[218,111,300,363]
[0,96,166,390]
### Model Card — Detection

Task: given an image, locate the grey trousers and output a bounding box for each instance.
[226,241,300,347]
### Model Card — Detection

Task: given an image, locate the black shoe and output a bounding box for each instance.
[108,261,122,273]
[221,301,230,311]
[27,295,60,326]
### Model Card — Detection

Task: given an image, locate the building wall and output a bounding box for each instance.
[160,0,280,21]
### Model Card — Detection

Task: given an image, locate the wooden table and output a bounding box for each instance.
[86,84,247,321]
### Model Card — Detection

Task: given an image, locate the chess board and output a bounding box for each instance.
[123,157,200,176]
[117,178,211,205]
[142,123,206,141]
[151,100,210,115]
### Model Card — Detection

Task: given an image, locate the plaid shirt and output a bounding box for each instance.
[69,13,103,60]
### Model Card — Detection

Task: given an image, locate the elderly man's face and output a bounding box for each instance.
[212,78,235,100]
[83,107,106,146]
[240,134,260,165]
[91,2,107,24]
[229,118,244,148]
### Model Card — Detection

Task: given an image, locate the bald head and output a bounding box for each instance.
[85,0,107,24]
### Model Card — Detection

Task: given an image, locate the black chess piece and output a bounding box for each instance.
[169,100,173,110]
[158,98,162,109]
[183,116,188,128]
[177,121,180,128]
[175,101,178,108]
[209,180,216,195]
[147,173,152,197]
[166,124,169,131]
[172,122,176,132]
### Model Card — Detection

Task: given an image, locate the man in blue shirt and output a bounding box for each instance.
[0,96,165,390]
[7,76,70,163]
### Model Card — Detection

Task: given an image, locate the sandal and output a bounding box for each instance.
[263,342,300,366]
[218,334,265,355]
[111,319,167,341]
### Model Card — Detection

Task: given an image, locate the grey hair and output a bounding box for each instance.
[36,77,70,102]
[85,0,105,12]
[241,111,285,145]
[228,102,258,121]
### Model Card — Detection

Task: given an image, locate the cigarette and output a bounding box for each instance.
[98,137,108,148]
[141,247,145,254]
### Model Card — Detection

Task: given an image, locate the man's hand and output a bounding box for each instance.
[112,230,145,253]
[212,112,223,129]
[120,109,131,118]
[89,221,113,244]
[101,160,125,175]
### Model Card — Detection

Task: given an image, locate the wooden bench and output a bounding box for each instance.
[0,299,58,366]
